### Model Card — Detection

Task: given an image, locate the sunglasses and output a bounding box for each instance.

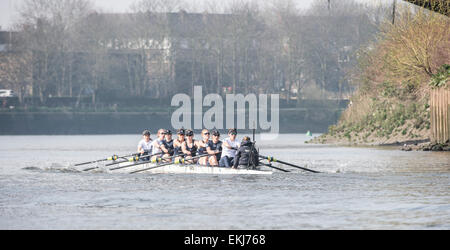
[203,133,210,135]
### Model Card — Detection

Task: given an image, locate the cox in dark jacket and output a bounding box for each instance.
[233,136,259,169]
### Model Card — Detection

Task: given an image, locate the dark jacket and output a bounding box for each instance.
[233,141,259,169]
[207,140,223,161]
[162,139,174,156]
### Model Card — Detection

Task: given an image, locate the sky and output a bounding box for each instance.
[0,0,392,30]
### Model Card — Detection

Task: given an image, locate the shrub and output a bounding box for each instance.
[430,64,450,88]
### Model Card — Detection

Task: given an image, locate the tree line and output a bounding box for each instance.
[0,0,394,107]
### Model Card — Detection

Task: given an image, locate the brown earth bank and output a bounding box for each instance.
[308,129,450,151]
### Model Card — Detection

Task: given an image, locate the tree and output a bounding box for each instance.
[302,0,375,99]
[0,51,33,103]
[264,0,307,103]
[14,0,94,102]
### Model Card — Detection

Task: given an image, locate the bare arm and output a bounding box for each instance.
[181,142,190,155]
[160,143,168,154]
[206,145,215,155]
[138,145,144,154]
[223,140,238,150]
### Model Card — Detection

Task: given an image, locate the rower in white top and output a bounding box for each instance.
[137,130,153,161]
[219,128,241,168]
[150,128,166,162]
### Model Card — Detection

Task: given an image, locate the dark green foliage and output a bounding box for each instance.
[430,64,450,88]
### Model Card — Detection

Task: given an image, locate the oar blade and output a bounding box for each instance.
[74,159,106,167]
[260,163,290,172]
[259,155,320,173]
[129,162,173,174]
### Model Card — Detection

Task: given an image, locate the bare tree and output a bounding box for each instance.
[128,0,188,98]
[224,0,262,94]
[14,0,94,103]
[264,0,307,103]
[302,0,375,99]
[0,51,33,103]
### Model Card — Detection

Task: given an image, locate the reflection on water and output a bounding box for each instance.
[0,134,449,229]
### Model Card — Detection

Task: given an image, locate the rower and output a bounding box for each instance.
[150,128,166,162]
[173,128,186,162]
[196,129,210,165]
[181,129,198,164]
[206,130,222,166]
[219,128,240,168]
[137,130,153,161]
[160,129,174,162]
[233,136,259,170]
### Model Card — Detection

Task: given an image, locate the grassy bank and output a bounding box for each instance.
[310,6,449,147]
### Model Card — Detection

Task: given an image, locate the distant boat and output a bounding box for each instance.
[306,131,312,136]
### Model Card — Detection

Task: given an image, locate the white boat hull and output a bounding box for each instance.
[113,162,273,175]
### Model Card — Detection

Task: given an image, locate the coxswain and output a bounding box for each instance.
[196,129,210,165]
[219,128,240,168]
[150,128,166,162]
[233,136,259,169]
[181,129,198,164]
[206,130,222,166]
[160,129,174,162]
[137,130,152,161]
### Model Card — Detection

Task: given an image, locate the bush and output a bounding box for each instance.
[430,64,450,88]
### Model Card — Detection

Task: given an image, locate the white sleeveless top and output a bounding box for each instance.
[151,139,163,154]
[138,139,153,153]
[221,138,240,158]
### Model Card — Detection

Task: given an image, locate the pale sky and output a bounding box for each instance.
[0,0,392,30]
[0,0,308,29]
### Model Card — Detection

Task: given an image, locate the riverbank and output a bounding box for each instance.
[308,126,450,151]
[308,8,449,151]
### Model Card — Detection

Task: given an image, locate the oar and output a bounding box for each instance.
[128,159,182,174]
[259,162,290,173]
[109,154,185,171]
[82,153,142,171]
[74,153,135,167]
[130,152,220,174]
[105,152,162,167]
[259,155,320,173]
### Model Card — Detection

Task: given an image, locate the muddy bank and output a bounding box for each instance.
[308,131,450,152]
[400,141,450,152]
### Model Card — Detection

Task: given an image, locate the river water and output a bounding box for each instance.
[0,134,448,229]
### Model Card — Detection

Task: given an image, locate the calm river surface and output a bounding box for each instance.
[0,134,449,229]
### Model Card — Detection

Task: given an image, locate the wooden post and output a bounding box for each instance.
[447,89,450,143]
[448,102,450,143]
[430,89,433,142]
[431,89,435,143]
[430,88,450,144]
